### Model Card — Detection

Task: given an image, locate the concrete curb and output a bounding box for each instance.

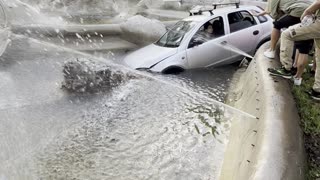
[220,43,306,180]
[11,21,178,37]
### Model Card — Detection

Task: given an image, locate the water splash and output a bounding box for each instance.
[10,33,256,119]
[217,42,254,59]
[62,58,139,93]
[4,0,66,25]
[198,37,254,59]
[0,0,8,27]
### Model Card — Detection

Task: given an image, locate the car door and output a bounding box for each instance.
[226,10,262,59]
[186,16,231,69]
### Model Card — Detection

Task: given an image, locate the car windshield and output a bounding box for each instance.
[155,21,196,48]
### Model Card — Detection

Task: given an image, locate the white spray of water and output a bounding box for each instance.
[4,0,66,25]
[0,0,7,27]
[11,33,257,119]
[217,42,254,59]
[4,0,40,14]
[199,37,254,59]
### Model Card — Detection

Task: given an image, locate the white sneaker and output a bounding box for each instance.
[293,77,302,86]
[264,49,275,59]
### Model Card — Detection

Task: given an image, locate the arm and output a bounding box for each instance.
[255,11,270,16]
[253,0,271,16]
[301,0,320,20]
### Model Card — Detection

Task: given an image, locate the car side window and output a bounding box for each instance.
[228,11,257,33]
[188,16,225,48]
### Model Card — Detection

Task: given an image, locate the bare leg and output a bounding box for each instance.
[295,53,308,79]
[293,50,299,68]
[270,28,281,51]
[264,28,281,59]
[312,58,317,72]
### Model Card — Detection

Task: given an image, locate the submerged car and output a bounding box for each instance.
[124,4,272,73]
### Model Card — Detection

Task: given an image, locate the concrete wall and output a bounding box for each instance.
[220,43,306,180]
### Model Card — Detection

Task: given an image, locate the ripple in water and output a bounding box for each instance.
[34,78,234,180]
[1,33,255,180]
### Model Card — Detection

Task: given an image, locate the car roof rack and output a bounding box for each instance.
[212,2,240,9]
[189,5,214,16]
[189,1,241,16]
[163,0,182,5]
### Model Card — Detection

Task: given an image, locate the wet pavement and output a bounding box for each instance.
[0,34,250,179]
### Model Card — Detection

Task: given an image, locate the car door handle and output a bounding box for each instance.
[220,41,227,45]
[253,30,259,35]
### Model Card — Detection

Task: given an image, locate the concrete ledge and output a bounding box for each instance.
[220,43,306,180]
[143,9,188,20]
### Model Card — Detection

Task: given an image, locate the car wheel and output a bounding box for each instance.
[162,66,185,74]
[255,37,271,53]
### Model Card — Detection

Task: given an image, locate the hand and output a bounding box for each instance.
[301,9,313,20]
[253,11,267,17]
[252,12,259,16]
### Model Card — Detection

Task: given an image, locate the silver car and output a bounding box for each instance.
[124,4,272,73]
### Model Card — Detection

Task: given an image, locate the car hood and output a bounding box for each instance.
[124,44,178,69]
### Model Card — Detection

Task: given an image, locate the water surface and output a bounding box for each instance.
[0,32,250,180]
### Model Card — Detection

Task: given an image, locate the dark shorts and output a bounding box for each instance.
[295,40,314,54]
[273,15,300,30]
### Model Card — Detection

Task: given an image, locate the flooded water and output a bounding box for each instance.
[0,34,255,180]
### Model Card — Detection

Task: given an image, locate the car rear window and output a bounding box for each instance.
[228,11,257,33]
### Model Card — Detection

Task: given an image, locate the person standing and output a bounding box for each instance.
[257,0,313,59]
[268,0,320,100]
[291,40,314,86]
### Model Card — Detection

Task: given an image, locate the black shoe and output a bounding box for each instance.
[309,89,320,101]
[310,70,315,75]
[268,67,293,79]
